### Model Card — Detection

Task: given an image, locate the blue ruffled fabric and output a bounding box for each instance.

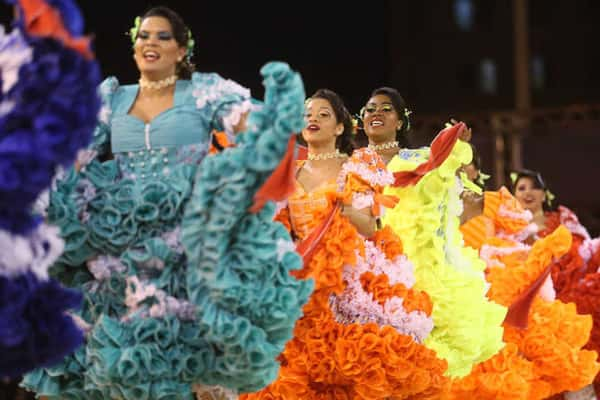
[0,31,100,234]
[0,272,83,378]
[23,62,313,398]
[181,62,312,393]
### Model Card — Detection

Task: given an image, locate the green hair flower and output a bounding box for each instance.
[477,171,491,187]
[186,29,195,60]
[129,16,141,47]
[545,189,555,207]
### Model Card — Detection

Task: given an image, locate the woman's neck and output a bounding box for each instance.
[305,144,346,173]
[308,142,337,155]
[378,147,399,164]
[140,69,177,82]
[531,208,546,231]
[368,134,398,164]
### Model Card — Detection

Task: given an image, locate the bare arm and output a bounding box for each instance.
[341,204,377,238]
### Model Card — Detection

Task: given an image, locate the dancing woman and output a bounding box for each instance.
[244,89,449,399]
[23,7,312,399]
[357,87,506,378]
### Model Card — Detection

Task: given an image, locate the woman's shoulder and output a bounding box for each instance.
[98,76,137,110]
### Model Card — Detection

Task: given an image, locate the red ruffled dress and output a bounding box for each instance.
[537,207,600,399]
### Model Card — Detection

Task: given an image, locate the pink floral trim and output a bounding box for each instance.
[497,223,538,243]
[352,192,374,210]
[479,242,531,269]
[124,276,196,321]
[338,158,394,189]
[362,240,416,288]
[221,99,253,137]
[87,255,126,281]
[330,241,432,343]
[497,204,532,223]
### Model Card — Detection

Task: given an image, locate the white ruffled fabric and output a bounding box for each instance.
[0,224,64,280]
[0,27,32,95]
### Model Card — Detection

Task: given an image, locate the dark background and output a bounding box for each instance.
[1,0,599,235]
[0,1,599,397]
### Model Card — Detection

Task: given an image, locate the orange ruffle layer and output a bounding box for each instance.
[242,316,449,400]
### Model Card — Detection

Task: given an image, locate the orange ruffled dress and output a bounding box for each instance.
[537,207,600,398]
[455,188,600,400]
[242,149,449,399]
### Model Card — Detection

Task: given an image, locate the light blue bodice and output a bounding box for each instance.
[94,73,251,181]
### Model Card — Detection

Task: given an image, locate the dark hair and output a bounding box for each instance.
[469,143,482,171]
[356,87,410,148]
[467,142,487,190]
[305,89,355,155]
[511,169,557,211]
[140,6,195,79]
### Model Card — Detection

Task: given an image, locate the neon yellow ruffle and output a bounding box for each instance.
[382,141,507,377]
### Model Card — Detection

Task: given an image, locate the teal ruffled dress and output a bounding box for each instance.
[22,62,312,399]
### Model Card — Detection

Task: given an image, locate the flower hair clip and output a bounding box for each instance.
[351,114,362,134]
[185,29,195,61]
[403,108,412,130]
[477,171,491,187]
[129,16,141,44]
[545,189,555,207]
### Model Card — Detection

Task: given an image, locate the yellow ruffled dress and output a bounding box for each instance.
[382,140,506,377]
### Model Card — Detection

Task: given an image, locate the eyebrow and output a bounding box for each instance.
[306,106,332,112]
[367,102,393,106]
[139,29,172,34]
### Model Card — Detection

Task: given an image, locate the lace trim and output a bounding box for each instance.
[193,77,251,110]
[221,99,253,137]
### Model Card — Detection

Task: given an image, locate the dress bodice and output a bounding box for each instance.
[106,80,210,180]
[94,72,252,182]
[288,181,337,240]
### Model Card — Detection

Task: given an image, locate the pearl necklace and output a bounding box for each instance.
[368,141,399,151]
[307,149,346,161]
[139,75,178,90]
